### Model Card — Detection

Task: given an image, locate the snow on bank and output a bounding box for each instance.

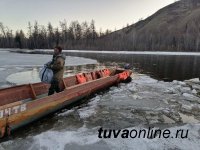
[8,49,200,56]
[24,49,200,56]
[64,50,200,56]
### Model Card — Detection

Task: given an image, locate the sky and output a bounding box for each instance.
[0,0,175,33]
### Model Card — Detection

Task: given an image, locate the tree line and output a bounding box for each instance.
[0,20,112,50]
[1,1,200,52]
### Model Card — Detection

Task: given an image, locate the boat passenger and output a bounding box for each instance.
[47,46,66,95]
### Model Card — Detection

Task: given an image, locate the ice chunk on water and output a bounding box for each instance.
[192,89,197,94]
[182,93,200,102]
[179,113,199,123]
[183,93,198,99]
[6,70,40,84]
[0,68,5,71]
[181,104,193,113]
[185,78,200,83]
[133,75,158,84]
[164,87,178,94]
[162,115,175,123]
[192,84,200,90]
[172,80,178,84]
[10,124,195,150]
[173,80,187,86]
[32,127,100,150]
[57,109,75,117]
[180,87,191,93]
[78,96,101,119]
[179,81,186,86]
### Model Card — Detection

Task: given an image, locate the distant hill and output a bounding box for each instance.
[97,0,200,51]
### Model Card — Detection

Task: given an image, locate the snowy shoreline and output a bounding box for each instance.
[3,48,200,56]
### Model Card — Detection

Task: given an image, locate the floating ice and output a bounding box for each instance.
[2,124,198,150]
[162,115,175,123]
[192,89,197,94]
[173,81,186,86]
[133,75,158,84]
[6,69,40,84]
[164,87,178,94]
[1,69,200,149]
[192,84,200,91]
[180,87,191,93]
[182,93,200,102]
[78,96,101,119]
[0,51,97,67]
[179,113,199,124]
[0,68,5,71]
[57,109,75,117]
[32,127,100,150]
[185,78,200,83]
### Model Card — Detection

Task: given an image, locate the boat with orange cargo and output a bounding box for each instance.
[0,68,132,138]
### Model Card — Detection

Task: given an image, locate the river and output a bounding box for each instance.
[0,50,199,150]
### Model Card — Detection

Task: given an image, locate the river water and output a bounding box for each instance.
[62,50,200,81]
[0,50,200,150]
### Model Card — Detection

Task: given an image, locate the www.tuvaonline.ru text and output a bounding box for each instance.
[98,127,189,139]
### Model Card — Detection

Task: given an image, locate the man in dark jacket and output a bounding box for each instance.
[48,46,66,95]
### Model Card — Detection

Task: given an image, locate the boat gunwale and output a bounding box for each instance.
[0,74,119,110]
[0,74,119,127]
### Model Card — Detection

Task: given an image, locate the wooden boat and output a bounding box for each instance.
[0,68,132,138]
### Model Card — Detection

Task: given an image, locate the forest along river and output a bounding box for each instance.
[0,50,200,150]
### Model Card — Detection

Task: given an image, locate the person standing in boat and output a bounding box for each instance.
[47,46,66,95]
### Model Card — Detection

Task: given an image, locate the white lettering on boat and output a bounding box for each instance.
[0,104,27,119]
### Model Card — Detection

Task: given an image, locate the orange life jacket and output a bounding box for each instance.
[118,71,128,80]
[103,69,110,76]
[76,74,87,84]
[124,71,130,77]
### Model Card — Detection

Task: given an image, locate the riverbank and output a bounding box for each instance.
[5,48,200,56]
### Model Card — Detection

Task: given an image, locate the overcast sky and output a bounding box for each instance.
[0,0,175,33]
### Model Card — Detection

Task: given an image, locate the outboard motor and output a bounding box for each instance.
[123,63,132,83]
[124,63,131,70]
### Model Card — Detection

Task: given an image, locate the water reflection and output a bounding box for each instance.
[64,52,200,81]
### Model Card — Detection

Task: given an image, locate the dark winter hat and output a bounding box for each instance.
[55,46,62,52]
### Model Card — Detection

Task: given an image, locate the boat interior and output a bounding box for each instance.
[0,68,125,107]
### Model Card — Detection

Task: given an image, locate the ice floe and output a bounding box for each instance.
[1,124,199,150]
